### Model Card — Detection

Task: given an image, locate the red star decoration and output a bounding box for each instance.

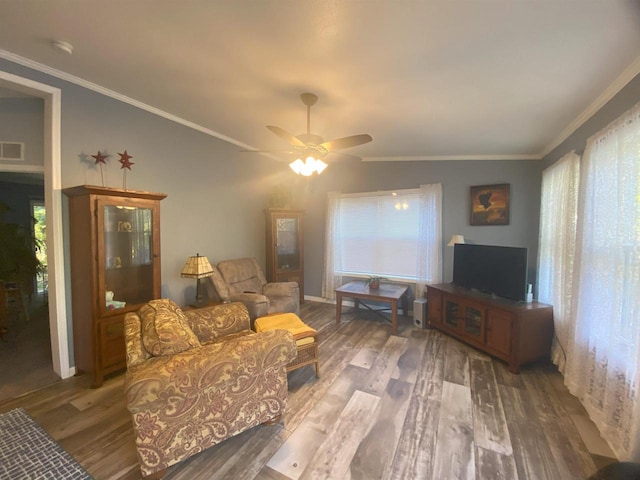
[118,150,135,170]
[91,151,108,165]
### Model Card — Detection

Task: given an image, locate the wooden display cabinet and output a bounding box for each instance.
[264,209,304,303]
[426,283,553,373]
[63,185,166,386]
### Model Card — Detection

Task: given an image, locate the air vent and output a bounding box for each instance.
[0,142,25,161]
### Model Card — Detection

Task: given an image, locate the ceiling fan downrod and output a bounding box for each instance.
[300,92,318,136]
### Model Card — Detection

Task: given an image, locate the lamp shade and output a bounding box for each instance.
[447,234,465,246]
[180,254,214,279]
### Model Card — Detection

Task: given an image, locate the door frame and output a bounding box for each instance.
[0,70,71,378]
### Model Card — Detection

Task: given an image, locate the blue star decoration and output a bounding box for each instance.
[118,150,135,170]
[91,150,108,165]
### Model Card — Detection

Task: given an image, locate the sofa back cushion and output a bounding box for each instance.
[139,299,201,356]
[217,257,267,296]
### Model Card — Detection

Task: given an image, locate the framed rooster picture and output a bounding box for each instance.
[470,184,510,225]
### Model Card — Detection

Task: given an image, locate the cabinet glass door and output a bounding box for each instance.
[444,300,460,330]
[464,305,484,340]
[276,217,300,271]
[100,201,156,312]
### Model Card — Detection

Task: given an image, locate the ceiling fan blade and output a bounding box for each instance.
[266,125,307,147]
[320,134,372,151]
[328,151,362,163]
[240,149,296,153]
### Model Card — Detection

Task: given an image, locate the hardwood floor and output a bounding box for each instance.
[0,295,60,402]
[0,301,616,479]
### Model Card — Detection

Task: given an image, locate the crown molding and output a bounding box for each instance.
[0,49,258,152]
[363,154,541,162]
[540,54,640,158]
[3,48,639,163]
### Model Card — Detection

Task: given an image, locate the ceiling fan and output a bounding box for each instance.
[244,92,373,175]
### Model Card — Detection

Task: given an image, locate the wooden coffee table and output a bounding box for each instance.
[335,281,409,334]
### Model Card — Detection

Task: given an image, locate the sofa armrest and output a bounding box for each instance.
[124,312,151,368]
[125,329,297,413]
[264,281,299,298]
[183,302,250,344]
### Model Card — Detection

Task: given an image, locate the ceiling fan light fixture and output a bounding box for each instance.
[315,158,328,174]
[289,158,305,174]
[289,156,327,176]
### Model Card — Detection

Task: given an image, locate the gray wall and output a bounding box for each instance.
[290,158,544,297]
[0,97,44,167]
[543,73,640,167]
[57,85,286,303]
[0,58,287,312]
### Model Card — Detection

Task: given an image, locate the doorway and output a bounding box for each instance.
[0,173,59,400]
[0,69,70,380]
[31,199,47,296]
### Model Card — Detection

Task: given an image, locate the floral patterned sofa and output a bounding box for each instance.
[124,299,297,478]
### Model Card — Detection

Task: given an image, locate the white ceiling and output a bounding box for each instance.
[1,1,640,162]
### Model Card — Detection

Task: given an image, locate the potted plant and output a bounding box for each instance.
[0,202,42,293]
[365,275,387,289]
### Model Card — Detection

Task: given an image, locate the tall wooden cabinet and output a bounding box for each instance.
[426,283,553,373]
[264,209,304,303]
[63,185,166,386]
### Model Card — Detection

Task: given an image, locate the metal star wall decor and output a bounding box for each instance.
[118,150,135,189]
[118,150,134,169]
[92,150,108,165]
[91,150,109,186]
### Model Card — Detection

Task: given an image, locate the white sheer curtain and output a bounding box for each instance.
[322,192,342,300]
[537,151,580,371]
[563,103,640,461]
[322,184,442,300]
[416,183,443,295]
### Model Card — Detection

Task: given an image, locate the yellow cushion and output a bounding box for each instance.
[255,313,316,347]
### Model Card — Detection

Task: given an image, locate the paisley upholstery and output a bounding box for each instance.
[138,299,201,356]
[124,301,297,478]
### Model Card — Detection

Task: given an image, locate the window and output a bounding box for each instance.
[337,190,422,279]
[323,184,442,298]
[538,102,640,461]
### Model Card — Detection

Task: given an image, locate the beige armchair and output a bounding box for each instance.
[205,257,300,321]
[124,299,297,478]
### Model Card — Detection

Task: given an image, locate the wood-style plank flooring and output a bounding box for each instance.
[0,301,617,479]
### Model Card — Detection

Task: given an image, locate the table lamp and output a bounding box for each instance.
[181,253,214,307]
[447,234,465,246]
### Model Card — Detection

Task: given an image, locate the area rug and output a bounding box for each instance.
[0,408,92,479]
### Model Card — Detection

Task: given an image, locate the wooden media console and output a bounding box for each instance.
[426,283,553,373]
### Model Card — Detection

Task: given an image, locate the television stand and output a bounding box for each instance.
[426,283,553,373]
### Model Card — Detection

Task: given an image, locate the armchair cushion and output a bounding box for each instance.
[209,257,300,321]
[263,281,299,298]
[217,257,267,296]
[139,299,201,357]
[208,265,231,302]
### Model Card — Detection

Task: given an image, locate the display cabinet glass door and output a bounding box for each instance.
[99,200,157,314]
[276,217,300,271]
[443,298,461,331]
[463,303,485,341]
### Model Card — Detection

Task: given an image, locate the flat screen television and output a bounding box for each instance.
[452,244,528,301]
